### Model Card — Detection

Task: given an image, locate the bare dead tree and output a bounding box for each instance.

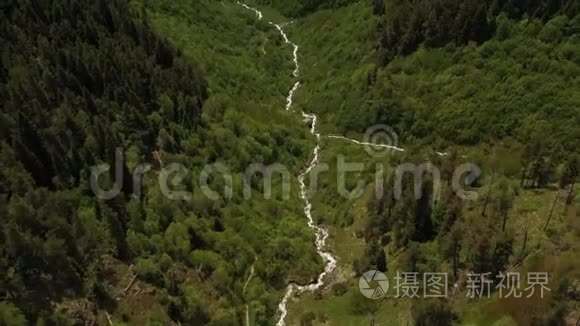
[544,189,561,231]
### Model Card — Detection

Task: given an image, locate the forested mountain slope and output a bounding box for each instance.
[377,0,580,60]
[0,0,207,192]
[0,0,206,322]
[254,0,357,17]
[0,0,322,324]
[281,1,580,324]
[0,0,578,325]
[291,1,580,152]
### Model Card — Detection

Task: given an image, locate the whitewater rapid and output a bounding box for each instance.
[271,24,338,325]
[236,2,337,325]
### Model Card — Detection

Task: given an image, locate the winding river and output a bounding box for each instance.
[236,2,337,325]
[236,2,450,324]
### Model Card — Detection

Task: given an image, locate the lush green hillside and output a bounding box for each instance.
[0,0,207,191]
[377,0,579,60]
[254,0,357,17]
[283,1,580,325]
[0,0,205,322]
[0,0,578,325]
[0,0,323,324]
[291,1,580,151]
